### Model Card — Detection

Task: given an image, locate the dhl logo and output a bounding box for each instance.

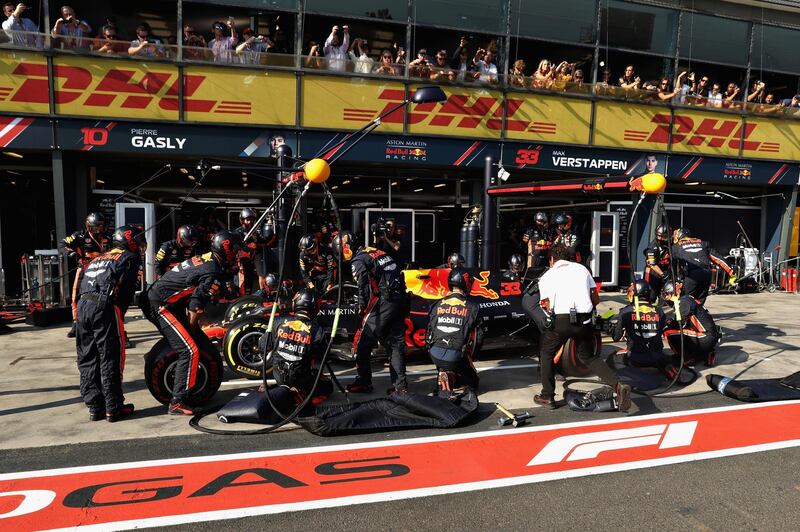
[0,62,251,115]
[624,113,780,154]
[344,89,557,135]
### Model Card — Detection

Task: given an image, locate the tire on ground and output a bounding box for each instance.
[144,337,224,405]
[223,315,271,380]
[556,333,602,378]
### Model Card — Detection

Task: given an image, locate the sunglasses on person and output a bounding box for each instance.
[436,55,446,60]
[382,54,392,59]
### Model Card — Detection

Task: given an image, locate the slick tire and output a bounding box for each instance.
[555,333,602,378]
[224,295,269,324]
[144,337,223,406]
[223,316,271,380]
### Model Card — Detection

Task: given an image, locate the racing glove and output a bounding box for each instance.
[728,274,738,287]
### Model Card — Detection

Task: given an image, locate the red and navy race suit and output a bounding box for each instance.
[664,295,719,363]
[154,239,194,277]
[426,292,482,389]
[643,239,671,297]
[524,227,552,278]
[144,253,226,403]
[195,218,226,254]
[234,225,278,295]
[76,248,140,413]
[299,247,336,292]
[63,229,110,321]
[269,315,326,395]
[671,238,733,303]
[351,246,409,389]
[612,302,671,371]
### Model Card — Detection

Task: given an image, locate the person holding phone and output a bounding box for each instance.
[52,5,91,49]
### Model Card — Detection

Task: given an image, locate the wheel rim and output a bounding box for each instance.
[164,358,209,396]
[237,330,270,367]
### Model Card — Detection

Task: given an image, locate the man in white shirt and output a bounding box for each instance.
[474,48,498,84]
[535,244,631,411]
[348,38,374,74]
[2,3,41,47]
[324,25,349,72]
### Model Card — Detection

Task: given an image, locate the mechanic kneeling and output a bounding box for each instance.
[662,281,720,367]
[265,288,332,404]
[612,279,678,379]
[536,244,631,411]
[76,225,144,422]
[427,267,483,394]
[142,231,240,415]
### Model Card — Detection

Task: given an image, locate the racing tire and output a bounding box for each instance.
[144,337,223,406]
[555,333,602,378]
[224,295,269,324]
[223,315,272,380]
[320,283,359,304]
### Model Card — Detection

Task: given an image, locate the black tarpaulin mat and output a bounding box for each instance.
[607,354,698,391]
[298,390,479,436]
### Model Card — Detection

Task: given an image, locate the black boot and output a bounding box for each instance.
[67,322,77,338]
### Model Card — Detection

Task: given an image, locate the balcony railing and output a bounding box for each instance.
[2,30,800,122]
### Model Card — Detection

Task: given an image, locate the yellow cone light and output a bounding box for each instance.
[304,158,331,184]
[640,172,667,194]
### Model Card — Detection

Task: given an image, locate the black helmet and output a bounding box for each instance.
[264,272,279,293]
[553,213,568,228]
[85,212,106,233]
[239,207,257,229]
[176,224,199,248]
[259,213,276,243]
[628,278,653,303]
[662,280,677,300]
[673,227,691,243]
[446,252,465,269]
[509,253,524,273]
[111,224,146,253]
[535,212,548,226]
[447,267,472,293]
[655,223,669,242]
[211,230,242,267]
[331,231,357,261]
[298,234,318,256]
[292,288,318,316]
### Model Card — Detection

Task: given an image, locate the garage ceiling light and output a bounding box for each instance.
[685,182,700,186]
[6,170,20,175]
[342,180,351,185]
[188,175,196,181]
[3,151,23,158]
[179,168,188,174]
[414,188,424,192]
[434,183,446,188]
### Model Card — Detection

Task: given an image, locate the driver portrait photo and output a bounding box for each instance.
[644,153,659,174]
[269,134,286,156]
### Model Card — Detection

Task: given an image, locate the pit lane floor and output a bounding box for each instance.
[1,292,799,529]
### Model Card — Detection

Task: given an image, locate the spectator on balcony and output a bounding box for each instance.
[270,27,290,55]
[531,59,554,89]
[305,40,323,69]
[688,74,710,105]
[450,37,474,82]
[474,48,498,84]
[569,69,588,93]
[747,79,766,104]
[707,83,723,108]
[552,61,575,91]
[3,3,41,47]
[373,48,398,76]
[348,38,374,74]
[429,49,454,81]
[509,59,526,88]
[722,82,741,109]
[91,24,126,55]
[656,74,683,101]
[324,25,349,72]
[52,5,91,49]
[394,44,406,67]
[618,65,641,90]
[409,48,432,79]
[182,24,207,60]
[208,19,238,63]
[236,27,271,65]
[128,22,165,58]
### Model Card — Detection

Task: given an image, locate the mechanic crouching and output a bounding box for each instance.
[265,288,333,404]
[298,233,336,294]
[662,281,720,367]
[332,231,409,394]
[427,267,483,394]
[142,231,241,415]
[535,244,631,411]
[76,225,145,422]
[154,224,199,278]
[671,228,735,303]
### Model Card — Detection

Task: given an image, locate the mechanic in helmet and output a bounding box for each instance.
[142,230,241,415]
[552,213,581,261]
[154,225,199,277]
[611,279,678,379]
[298,233,336,293]
[62,212,110,338]
[438,251,465,269]
[671,227,735,304]
[522,211,552,278]
[75,225,145,422]
[661,281,720,367]
[332,231,409,394]
[233,207,260,295]
[643,223,672,300]
[426,267,482,394]
[195,206,226,253]
[504,253,526,282]
[264,288,333,404]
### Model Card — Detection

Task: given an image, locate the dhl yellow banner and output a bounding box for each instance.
[592,101,668,151]
[408,84,502,139]
[301,76,404,133]
[669,109,742,158]
[0,50,50,114]
[504,92,591,145]
[737,115,800,162]
[183,66,295,126]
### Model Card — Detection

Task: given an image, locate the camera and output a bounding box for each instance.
[371,217,389,238]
